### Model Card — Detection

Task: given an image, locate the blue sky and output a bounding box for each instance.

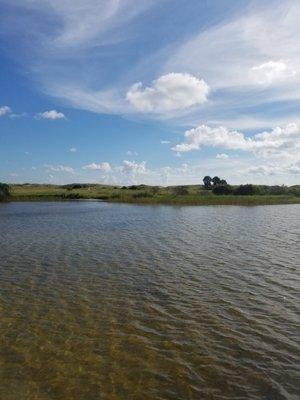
[0,0,299,185]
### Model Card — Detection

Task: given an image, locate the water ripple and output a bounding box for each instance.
[0,202,299,400]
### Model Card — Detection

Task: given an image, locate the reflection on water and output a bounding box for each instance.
[0,202,299,400]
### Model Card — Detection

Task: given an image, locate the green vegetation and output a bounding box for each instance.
[0,183,10,201]
[7,181,300,206]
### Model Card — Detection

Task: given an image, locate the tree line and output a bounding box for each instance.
[203,175,257,195]
[202,176,298,196]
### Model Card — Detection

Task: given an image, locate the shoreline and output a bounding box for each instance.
[8,196,300,206]
[5,184,300,207]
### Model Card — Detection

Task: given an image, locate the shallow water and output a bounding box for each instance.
[0,201,299,400]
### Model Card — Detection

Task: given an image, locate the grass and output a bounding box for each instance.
[8,183,300,206]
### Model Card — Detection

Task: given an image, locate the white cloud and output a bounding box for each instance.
[173,125,250,153]
[119,160,146,174]
[248,161,300,176]
[126,150,138,156]
[82,162,112,171]
[216,153,229,159]
[69,147,77,152]
[126,73,210,113]
[0,106,11,116]
[165,3,300,91]
[251,60,296,85]
[37,110,66,120]
[81,160,147,185]
[44,164,74,173]
[161,1,300,129]
[160,140,170,144]
[173,123,300,158]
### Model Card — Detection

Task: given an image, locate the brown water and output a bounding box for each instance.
[0,202,299,400]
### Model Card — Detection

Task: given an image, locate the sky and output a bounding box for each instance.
[0,0,299,186]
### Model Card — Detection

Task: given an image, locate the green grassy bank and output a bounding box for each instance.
[8,183,300,206]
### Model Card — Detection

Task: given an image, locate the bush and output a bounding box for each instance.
[234,184,256,196]
[212,185,233,195]
[62,192,81,199]
[0,183,10,201]
[268,185,286,195]
[172,186,189,195]
[150,186,160,195]
[62,183,88,190]
[287,186,300,197]
[132,191,153,198]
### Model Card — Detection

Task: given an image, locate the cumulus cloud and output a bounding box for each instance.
[126,73,210,113]
[69,147,77,152]
[248,161,300,176]
[161,140,170,144]
[119,160,146,174]
[37,110,66,120]
[44,164,74,173]
[216,153,229,159]
[81,159,147,185]
[173,123,300,157]
[251,61,296,85]
[82,162,112,171]
[172,125,250,153]
[0,105,11,116]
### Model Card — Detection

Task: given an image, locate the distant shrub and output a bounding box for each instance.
[151,186,160,195]
[268,185,286,195]
[62,183,91,190]
[286,186,300,197]
[212,185,233,195]
[234,184,256,196]
[0,183,10,201]
[62,192,81,199]
[172,186,189,195]
[132,191,153,198]
[109,193,121,199]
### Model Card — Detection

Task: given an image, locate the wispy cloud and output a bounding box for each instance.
[1,0,299,128]
[9,112,27,119]
[44,164,74,173]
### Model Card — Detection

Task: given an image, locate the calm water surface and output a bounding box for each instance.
[0,202,299,400]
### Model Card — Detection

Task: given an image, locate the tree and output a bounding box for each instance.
[213,184,233,195]
[203,176,212,189]
[0,183,10,201]
[212,176,221,186]
[220,179,227,185]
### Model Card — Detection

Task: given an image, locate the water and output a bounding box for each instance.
[0,201,299,400]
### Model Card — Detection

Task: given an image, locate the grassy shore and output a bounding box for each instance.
[8,183,300,206]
